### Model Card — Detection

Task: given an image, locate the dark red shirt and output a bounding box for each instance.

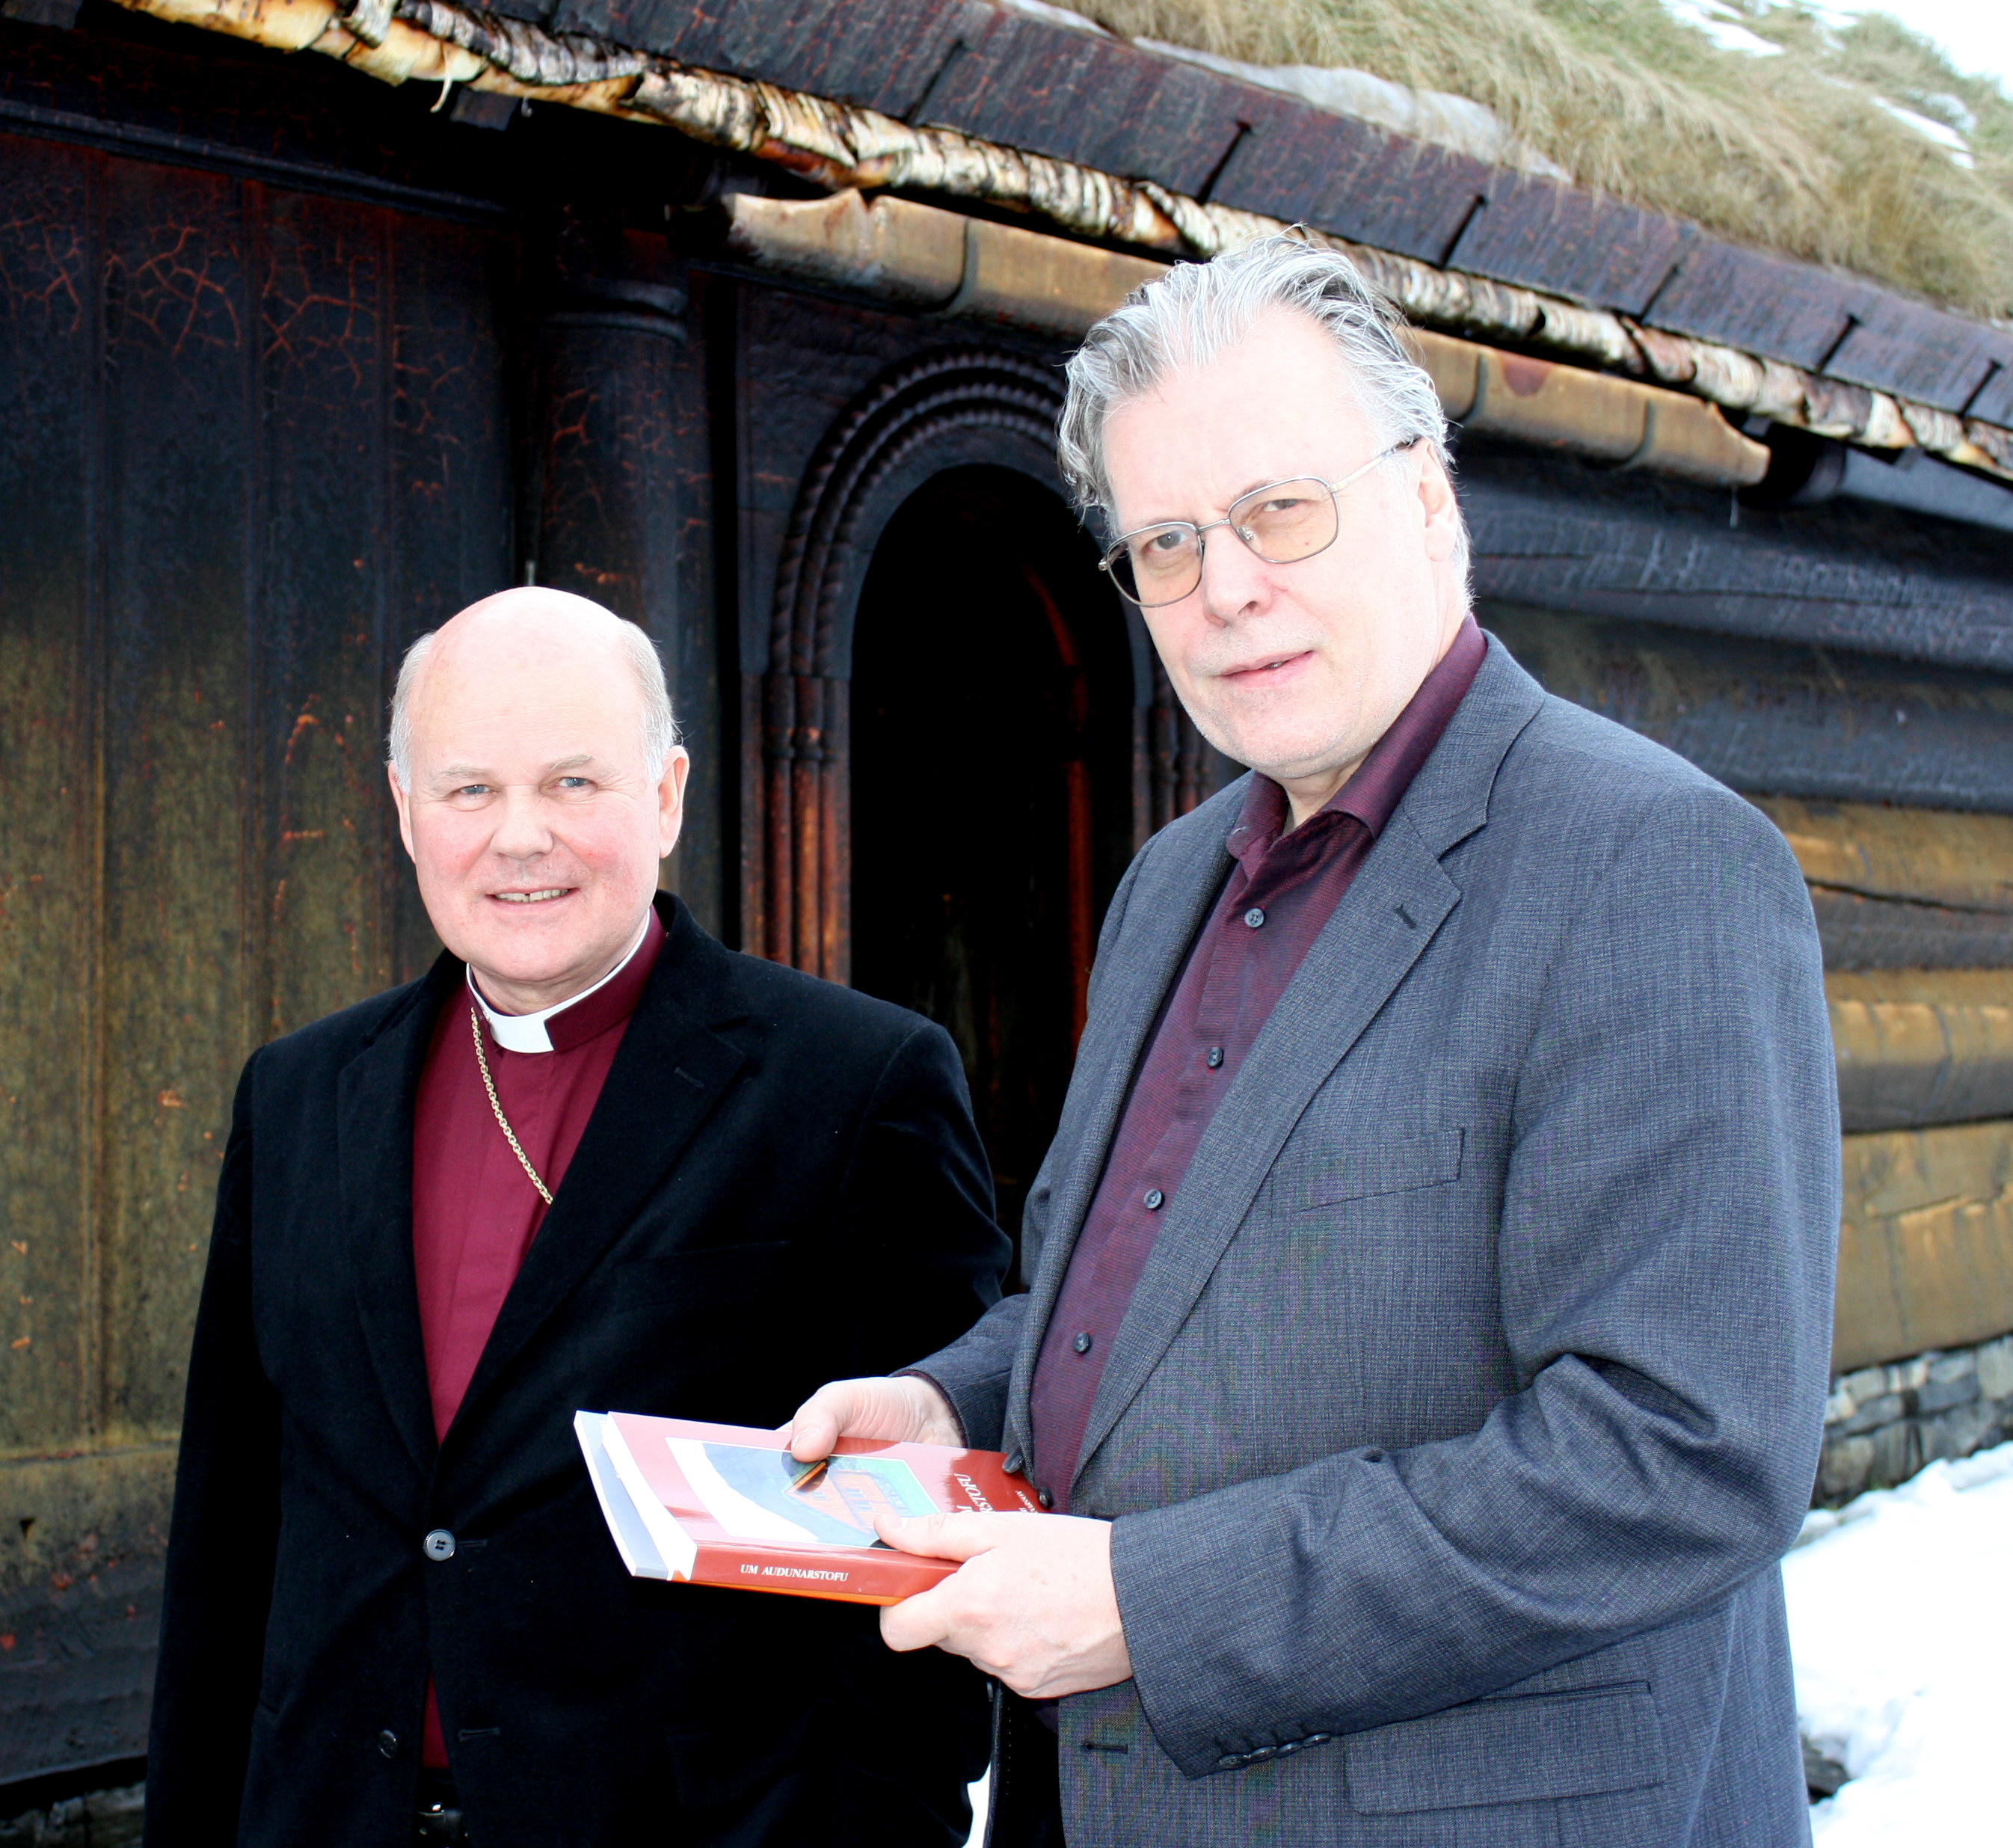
[410,907,663,1765]
[1027,619,1487,1510]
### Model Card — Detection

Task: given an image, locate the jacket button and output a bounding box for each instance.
[1246,1745,1276,1761]
[1216,1754,1241,1770]
[1036,1488,1054,1510]
[1306,1733,1333,1745]
[378,1729,401,1759]
[1004,1452,1024,1476]
[423,1529,456,1562]
[1276,1740,1300,1755]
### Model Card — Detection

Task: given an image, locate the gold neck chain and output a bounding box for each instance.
[468,1001,556,1206]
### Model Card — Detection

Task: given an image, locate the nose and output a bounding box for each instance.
[1196,524,1267,622]
[489,786,556,860]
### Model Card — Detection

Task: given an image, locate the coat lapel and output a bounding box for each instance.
[1062,639,1548,1490]
[339,962,459,1477]
[448,898,748,1435]
[1001,786,1246,1447]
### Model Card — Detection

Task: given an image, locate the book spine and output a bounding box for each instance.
[686,1541,958,1604]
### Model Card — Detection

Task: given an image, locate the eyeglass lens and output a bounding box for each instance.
[1105,477,1340,607]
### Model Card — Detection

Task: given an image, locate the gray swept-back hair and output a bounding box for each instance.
[386,592,680,788]
[1058,235,1468,578]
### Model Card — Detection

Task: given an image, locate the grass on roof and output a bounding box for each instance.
[1080,0,2013,322]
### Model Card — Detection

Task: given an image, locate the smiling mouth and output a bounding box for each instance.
[491,888,571,904]
[1223,651,1310,679]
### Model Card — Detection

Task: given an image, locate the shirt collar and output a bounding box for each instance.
[468,909,661,1055]
[1224,615,1487,871]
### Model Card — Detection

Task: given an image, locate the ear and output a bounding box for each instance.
[387,762,417,862]
[1416,449,1462,565]
[657,749,692,861]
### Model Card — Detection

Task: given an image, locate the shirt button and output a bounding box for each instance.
[1036,1488,1054,1510]
[378,1729,402,1759]
[423,1529,457,1562]
[1143,1188,1164,1210]
[1072,1331,1093,1354]
[1244,907,1265,928]
[1206,1046,1224,1069]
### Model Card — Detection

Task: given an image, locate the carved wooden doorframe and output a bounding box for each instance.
[752,346,1219,980]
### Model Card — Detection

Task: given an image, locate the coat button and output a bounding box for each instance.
[422,1529,456,1562]
[1216,1754,1241,1770]
[1205,1046,1224,1069]
[1244,907,1265,928]
[1143,1188,1164,1210]
[378,1729,401,1759]
[1036,1488,1054,1510]
[1246,1745,1276,1761]
[1306,1733,1333,1745]
[1004,1452,1024,1476]
[1072,1331,1093,1354]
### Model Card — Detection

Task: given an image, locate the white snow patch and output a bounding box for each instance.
[1785,1440,2013,1844]
[1662,0,1788,58]
[1869,95,1975,167]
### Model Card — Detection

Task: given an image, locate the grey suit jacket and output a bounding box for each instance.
[915,638,1837,1847]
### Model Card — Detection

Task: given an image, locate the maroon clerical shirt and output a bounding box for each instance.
[410,906,663,1766]
[1027,618,1487,1511]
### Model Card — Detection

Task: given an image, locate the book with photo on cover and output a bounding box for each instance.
[575,1410,1044,1604]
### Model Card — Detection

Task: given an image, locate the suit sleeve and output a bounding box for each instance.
[824,1019,1012,1404]
[1110,782,1840,1778]
[144,1054,283,1845]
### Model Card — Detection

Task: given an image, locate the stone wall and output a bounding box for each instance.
[1817,1331,2013,1504]
[0,1784,141,1847]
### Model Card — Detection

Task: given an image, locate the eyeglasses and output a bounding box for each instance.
[1098,442,1417,608]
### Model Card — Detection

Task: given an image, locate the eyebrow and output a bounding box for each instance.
[430,752,598,782]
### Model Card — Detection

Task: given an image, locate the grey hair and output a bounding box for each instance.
[1057,235,1469,579]
[386,597,680,788]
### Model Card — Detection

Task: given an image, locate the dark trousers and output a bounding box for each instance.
[986,1691,1066,1848]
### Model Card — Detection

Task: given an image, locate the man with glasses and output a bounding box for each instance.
[792,236,1837,1847]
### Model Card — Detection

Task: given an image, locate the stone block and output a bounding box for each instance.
[1840,1392,1906,1436]
[1926,1351,1976,1385]
[1867,1417,1918,1488]
[1823,1384,1855,1425]
[1978,1335,2013,1403]
[1919,1400,1997,1464]
[1915,1374,1980,1415]
[1816,1433,1875,1505]
[1889,1356,1931,1392]
[1837,1365,1889,1405]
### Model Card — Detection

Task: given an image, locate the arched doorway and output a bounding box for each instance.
[850,465,1137,1244]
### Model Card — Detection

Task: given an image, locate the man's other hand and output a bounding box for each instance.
[873,1510,1133,1700]
[783,1375,962,1461]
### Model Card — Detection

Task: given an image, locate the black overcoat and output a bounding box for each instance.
[144,894,1008,1847]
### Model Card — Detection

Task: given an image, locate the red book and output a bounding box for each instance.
[575,1410,1044,1605]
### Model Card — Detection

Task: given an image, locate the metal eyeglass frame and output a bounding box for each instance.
[1098,439,1419,608]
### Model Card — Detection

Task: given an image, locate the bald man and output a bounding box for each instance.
[144,591,1007,1848]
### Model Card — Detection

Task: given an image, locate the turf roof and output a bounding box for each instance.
[1072,1,2013,321]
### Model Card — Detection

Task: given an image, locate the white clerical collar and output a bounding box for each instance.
[467,912,654,1055]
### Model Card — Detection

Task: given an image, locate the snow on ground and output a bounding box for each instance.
[959,1442,2012,1844]
[1785,1440,2013,1845]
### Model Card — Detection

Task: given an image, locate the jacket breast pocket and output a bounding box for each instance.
[1280,1128,1464,1212]
[1345,1683,1665,1814]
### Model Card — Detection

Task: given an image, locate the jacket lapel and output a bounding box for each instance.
[447,898,748,1436]
[1000,787,1245,1448]
[339,961,459,1477]
[1063,640,1548,1490]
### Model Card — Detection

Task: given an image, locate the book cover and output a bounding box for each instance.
[575,1410,1044,1604]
